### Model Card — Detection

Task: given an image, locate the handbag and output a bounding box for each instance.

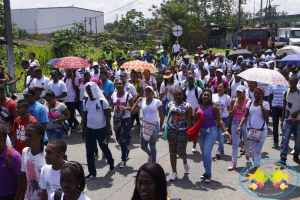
[113,93,129,132]
[47,105,70,133]
[247,101,265,142]
[141,119,156,141]
[163,102,174,141]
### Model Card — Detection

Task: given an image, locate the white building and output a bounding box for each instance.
[11,6,104,39]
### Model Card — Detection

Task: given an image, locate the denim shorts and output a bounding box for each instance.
[140,121,159,143]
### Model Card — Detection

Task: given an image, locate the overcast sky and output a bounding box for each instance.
[11,0,297,24]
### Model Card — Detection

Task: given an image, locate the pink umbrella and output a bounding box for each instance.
[52,57,91,69]
[237,68,289,86]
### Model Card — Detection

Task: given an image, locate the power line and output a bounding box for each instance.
[26,0,138,31]
[247,0,261,7]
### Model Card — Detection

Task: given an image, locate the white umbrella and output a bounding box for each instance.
[237,68,289,86]
[277,46,300,56]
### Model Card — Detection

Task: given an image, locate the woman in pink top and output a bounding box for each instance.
[228,85,251,171]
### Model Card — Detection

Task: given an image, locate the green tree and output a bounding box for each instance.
[105,21,119,32]
[0,0,4,36]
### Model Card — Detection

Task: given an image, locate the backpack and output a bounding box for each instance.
[183,86,199,99]
[14,115,35,130]
[187,63,192,70]
[6,147,19,183]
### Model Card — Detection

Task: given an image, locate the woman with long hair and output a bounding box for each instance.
[110,80,134,168]
[193,89,231,183]
[131,86,164,163]
[237,87,270,171]
[228,85,251,171]
[162,88,192,181]
[131,162,167,200]
[160,70,179,116]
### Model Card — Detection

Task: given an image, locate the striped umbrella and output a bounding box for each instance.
[120,60,158,72]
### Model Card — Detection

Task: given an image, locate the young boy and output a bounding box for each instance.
[12,99,38,155]
[39,139,67,200]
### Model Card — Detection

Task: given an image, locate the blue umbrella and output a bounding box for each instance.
[127,50,142,56]
[279,54,300,66]
[46,58,60,65]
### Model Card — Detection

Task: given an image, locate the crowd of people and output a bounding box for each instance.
[0,41,300,200]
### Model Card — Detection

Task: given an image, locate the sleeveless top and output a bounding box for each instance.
[233,98,247,120]
[198,104,216,128]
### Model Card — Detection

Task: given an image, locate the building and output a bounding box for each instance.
[11,6,104,40]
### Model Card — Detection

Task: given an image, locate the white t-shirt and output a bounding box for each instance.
[64,77,79,102]
[78,82,87,101]
[245,89,255,100]
[216,61,229,72]
[212,94,231,118]
[232,64,241,71]
[83,98,110,129]
[229,79,249,98]
[39,165,61,200]
[29,59,40,66]
[247,100,270,129]
[114,82,137,97]
[204,62,216,71]
[115,70,131,81]
[21,147,46,200]
[30,76,51,97]
[26,76,34,88]
[111,92,133,119]
[48,80,67,101]
[140,78,157,97]
[173,74,182,84]
[172,44,180,53]
[76,69,85,79]
[178,71,187,82]
[194,69,201,79]
[90,71,100,79]
[160,80,180,101]
[49,193,91,200]
[185,86,202,111]
[155,45,164,51]
[138,98,161,122]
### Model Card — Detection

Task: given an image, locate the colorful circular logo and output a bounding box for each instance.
[239,159,299,199]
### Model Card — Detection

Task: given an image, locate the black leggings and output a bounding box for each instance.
[131,112,140,128]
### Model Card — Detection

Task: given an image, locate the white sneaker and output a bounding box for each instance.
[290,149,295,155]
[119,161,126,168]
[192,144,197,153]
[66,129,71,137]
[184,163,190,173]
[169,172,178,181]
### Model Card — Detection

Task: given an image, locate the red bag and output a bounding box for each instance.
[186,112,204,143]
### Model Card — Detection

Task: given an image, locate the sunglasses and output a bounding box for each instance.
[226,74,232,77]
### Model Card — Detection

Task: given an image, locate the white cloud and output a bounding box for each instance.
[11,0,298,24]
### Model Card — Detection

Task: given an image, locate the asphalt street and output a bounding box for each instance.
[17,94,300,200]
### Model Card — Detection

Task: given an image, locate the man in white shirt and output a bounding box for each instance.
[82,82,115,179]
[30,67,50,97]
[172,41,180,57]
[180,55,196,71]
[48,70,67,102]
[204,56,215,72]
[90,62,100,79]
[29,52,40,66]
[39,139,66,200]
[215,55,229,72]
[228,70,249,98]
[155,42,164,52]
[266,49,275,62]
[232,56,243,71]
[260,51,268,62]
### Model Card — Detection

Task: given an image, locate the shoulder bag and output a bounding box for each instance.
[247,101,265,142]
[164,102,174,141]
[113,93,129,132]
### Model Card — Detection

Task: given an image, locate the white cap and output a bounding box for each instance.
[30,62,38,67]
[145,86,155,93]
[92,62,99,67]
[216,68,223,74]
[266,49,272,53]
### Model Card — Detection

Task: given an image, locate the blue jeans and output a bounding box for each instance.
[217,117,229,152]
[115,117,131,161]
[280,120,300,159]
[46,126,64,140]
[79,101,83,116]
[85,127,114,176]
[231,119,250,165]
[199,126,218,175]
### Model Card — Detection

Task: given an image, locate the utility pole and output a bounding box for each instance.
[89,17,92,35]
[238,0,241,30]
[260,0,263,26]
[95,18,97,34]
[84,17,87,32]
[268,0,271,26]
[3,0,15,92]
[253,0,256,26]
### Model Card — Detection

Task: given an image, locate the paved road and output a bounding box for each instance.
[17,94,300,200]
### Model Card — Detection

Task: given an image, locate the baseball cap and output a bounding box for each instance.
[21,60,29,65]
[90,78,103,87]
[233,69,241,74]
[50,70,58,75]
[145,86,155,93]
[92,62,99,67]
[183,55,189,59]
[209,48,213,52]
[120,72,127,77]
[216,69,223,74]
[236,85,246,92]
[23,88,36,96]
[266,49,272,53]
